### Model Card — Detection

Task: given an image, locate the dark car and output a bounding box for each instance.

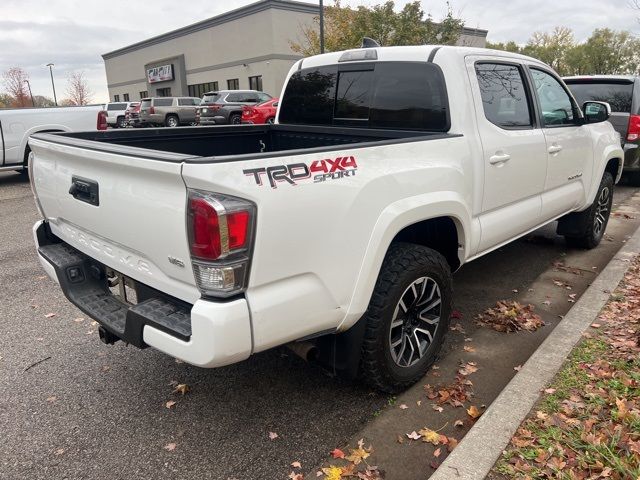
[196,90,272,125]
[564,75,640,183]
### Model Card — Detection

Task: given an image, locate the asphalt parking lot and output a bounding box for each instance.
[1,170,639,480]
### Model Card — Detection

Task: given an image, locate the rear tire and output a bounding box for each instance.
[229,113,241,125]
[165,115,179,128]
[266,117,275,124]
[18,145,31,178]
[359,243,452,393]
[563,172,614,249]
[116,116,126,128]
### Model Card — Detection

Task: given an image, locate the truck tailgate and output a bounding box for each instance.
[29,136,199,304]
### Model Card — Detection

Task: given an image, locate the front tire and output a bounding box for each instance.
[116,116,126,128]
[229,113,241,125]
[563,172,614,249]
[359,243,452,393]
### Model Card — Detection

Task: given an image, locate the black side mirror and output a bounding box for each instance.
[583,101,611,124]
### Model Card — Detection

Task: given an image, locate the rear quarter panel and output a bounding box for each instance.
[181,135,474,351]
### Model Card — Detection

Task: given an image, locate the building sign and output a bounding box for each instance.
[147,64,174,84]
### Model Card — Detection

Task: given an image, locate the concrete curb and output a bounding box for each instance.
[430,224,640,480]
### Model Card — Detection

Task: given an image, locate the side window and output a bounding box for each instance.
[475,63,532,129]
[530,68,576,126]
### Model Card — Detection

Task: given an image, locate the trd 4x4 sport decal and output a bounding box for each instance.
[243,156,357,188]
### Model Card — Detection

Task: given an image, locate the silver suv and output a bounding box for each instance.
[138,97,201,127]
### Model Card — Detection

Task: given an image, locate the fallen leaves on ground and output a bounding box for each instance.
[497,256,640,480]
[475,301,544,333]
[466,405,481,419]
[172,383,190,395]
[319,440,381,479]
[163,442,176,451]
[268,432,278,440]
[44,313,56,318]
[165,400,176,409]
[330,448,345,459]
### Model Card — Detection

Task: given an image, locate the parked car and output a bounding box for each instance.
[105,102,131,128]
[564,75,639,183]
[242,98,279,124]
[138,97,201,127]
[124,102,141,127]
[0,105,106,176]
[197,90,272,125]
[29,45,623,393]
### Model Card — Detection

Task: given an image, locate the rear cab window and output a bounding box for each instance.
[278,61,450,131]
[564,80,633,113]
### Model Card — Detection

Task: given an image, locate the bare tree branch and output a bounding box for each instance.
[2,67,30,107]
[65,71,93,106]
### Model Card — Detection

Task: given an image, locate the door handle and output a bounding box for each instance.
[548,145,563,154]
[489,153,511,165]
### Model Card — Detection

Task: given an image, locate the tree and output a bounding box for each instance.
[487,26,640,76]
[65,71,93,106]
[486,41,522,54]
[0,93,14,108]
[290,1,463,56]
[32,95,56,108]
[521,26,575,75]
[2,67,30,108]
[580,29,640,75]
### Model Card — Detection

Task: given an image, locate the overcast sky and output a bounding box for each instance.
[1,0,638,103]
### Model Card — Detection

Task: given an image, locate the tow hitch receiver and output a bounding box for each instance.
[98,326,120,345]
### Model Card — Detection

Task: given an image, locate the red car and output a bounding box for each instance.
[241,98,279,124]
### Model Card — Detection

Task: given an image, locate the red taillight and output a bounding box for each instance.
[227,211,250,249]
[97,110,108,130]
[149,106,155,114]
[189,197,221,259]
[187,191,255,297]
[627,115,640,141]
[188,192,253,260]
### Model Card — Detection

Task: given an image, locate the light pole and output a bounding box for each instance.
[24,80,35,107]
[46,63,58,106]
[319,0,324,54]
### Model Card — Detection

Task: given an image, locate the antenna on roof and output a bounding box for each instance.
[361,37,381,48]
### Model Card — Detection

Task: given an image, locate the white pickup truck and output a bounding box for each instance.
[29,46,623,392]
[0,105,107,175]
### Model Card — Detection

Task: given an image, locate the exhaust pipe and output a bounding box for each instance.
[286,341,318,362]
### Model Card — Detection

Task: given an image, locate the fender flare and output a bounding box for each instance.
[21,124,69,164]
[338,191,471,331]
[585,145,623,206]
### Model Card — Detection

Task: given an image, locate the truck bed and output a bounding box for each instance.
[32,124,453,162]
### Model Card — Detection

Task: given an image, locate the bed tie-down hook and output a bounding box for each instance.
[259,140,266,153]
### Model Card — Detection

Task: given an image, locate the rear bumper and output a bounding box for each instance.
[198,116,225,125]
[33,220,252,368]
